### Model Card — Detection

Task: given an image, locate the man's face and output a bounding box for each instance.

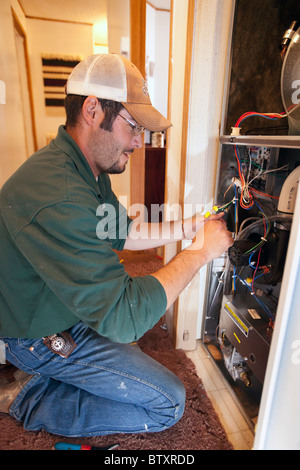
[87,107,143,175]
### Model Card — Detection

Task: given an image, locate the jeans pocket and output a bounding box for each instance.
[17,338,55,361]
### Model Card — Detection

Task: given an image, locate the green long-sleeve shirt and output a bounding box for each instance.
[0,126,166,341]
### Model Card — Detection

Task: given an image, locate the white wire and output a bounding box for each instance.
[247,164,289,187]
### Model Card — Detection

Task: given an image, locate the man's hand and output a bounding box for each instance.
[187,216,233,262]
[182,212,225,240]
[151,215,233,310]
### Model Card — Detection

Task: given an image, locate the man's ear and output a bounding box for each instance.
[82,96,103,126]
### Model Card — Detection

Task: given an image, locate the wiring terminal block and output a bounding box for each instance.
[231,126,242,136]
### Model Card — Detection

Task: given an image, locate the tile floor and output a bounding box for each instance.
[186,340,255,450]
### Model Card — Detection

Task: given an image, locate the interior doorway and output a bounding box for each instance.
[144,1,170,223]
[130,0,171,219]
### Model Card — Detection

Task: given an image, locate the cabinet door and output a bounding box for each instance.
[144,147,166,223]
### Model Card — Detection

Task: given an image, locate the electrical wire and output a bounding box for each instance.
[234,104,300,128]
[247,163,289,187]
[251,188,279,199]
[214,107,294,325]
[244,201,270,254]
[229,214,292,325]
[251,247,262,291]
[204,198,235,218]
[233,146,288,210]
[235,273,275,322]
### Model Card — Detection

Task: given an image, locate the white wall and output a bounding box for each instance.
[146,3,156,104]
[107,0,129,55]
[0,1,94,186]
[26,19,94,150]
[154,9,170,119]
[0,0,131,202]
[146,4,170,119]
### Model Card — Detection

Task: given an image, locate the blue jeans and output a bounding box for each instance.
[1,322,185,437]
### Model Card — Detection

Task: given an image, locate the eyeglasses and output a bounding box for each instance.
[107,106,145,136]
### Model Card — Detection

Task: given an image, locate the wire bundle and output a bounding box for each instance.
[228,109,289,323]
[212,108,296,325]
[234,111,287,128]
[234,104,300,128]
[231,105,299,211]
[233,145,287,211]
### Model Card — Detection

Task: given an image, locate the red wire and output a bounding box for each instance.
[234,111,286,128]
[251,188,279,199]
[235,104,300,128]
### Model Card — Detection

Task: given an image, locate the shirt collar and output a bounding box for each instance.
[53,125,101,195]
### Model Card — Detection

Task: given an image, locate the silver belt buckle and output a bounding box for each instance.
[43,331,77,358]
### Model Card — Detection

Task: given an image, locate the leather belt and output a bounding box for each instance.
[43,330,77,358]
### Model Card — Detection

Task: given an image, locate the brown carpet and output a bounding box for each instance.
[0,250,233,450]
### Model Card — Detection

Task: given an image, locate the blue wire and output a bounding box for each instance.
[254,201,269,230]
[235,274,275,322]
[233,266,236,291]
[251,271,266,281]
[248,252,257,269]
[239,114,280,126]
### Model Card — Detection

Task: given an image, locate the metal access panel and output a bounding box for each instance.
[219,295,272,384]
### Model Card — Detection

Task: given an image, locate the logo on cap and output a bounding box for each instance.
[142,79,149,97]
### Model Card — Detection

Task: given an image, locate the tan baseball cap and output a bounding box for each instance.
[66,53,172,132]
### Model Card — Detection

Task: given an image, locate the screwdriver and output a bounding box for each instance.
[54,441,120,450]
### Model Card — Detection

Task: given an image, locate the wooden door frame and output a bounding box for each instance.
[12,8,38,154]
[130,0,146,210]
[165,0,236,349]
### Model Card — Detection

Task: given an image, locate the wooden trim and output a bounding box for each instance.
[172,0,195,347]
[179,0,195,211]
[146,1,170,12]
[164,0,173,208]
[16,0,26,17]
[16,0,93,25]
[22,15,93,26]
[165,0,179,345]
[166,0,174,124]
[12,6,26,36]
[11,7,38,153]
[130,0,146,74]
[130,0,146,210]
